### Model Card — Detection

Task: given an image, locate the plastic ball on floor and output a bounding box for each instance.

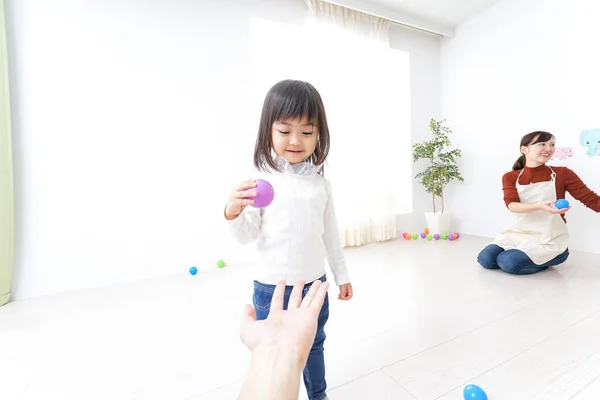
[406,235,412,240]
[427,234,433,241]
[424,228,429,235]
[189,266,197,275]
[555,199,570,209]
[412,233,418,239]
[449,235,455,241]
[434,234,440,240]
[217,260,225,268]
[402,232,408,238]
[421,232,427,239]
[441,233,448,240]
[463,384,487,400]
[454,233,460,239]
[251,179,275,208]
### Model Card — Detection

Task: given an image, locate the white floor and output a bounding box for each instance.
[2,235,600,400]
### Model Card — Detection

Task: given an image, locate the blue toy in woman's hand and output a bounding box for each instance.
[464,384,487,400]
[555,199,570,209]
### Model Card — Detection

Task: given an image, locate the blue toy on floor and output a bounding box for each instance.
[464,384,487,400]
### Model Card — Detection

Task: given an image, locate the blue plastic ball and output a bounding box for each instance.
[555,199,570,209]
[189,266,198,275]
[463,384,487,400]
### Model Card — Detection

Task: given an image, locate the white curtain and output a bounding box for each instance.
[303,0,411,246]
[304,0,390,42]
[250,1,411,247]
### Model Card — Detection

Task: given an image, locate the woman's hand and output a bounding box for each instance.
[509,201,570,214]
[538,200,571,214]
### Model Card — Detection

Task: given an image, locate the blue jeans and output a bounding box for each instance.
[252,275,329,400]
[477,244,569,275]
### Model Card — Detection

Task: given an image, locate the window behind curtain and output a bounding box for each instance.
[250,17,411,246]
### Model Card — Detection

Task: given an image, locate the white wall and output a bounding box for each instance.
[441,0,600,254]
[5,0,309,299]
[391,25,442,233]
[6,0,441,299]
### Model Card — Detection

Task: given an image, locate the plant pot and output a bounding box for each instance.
[425,212,453,235]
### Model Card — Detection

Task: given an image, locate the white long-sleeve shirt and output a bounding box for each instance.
[227,157,350,286]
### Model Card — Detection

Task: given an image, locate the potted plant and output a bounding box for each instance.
[412,118,464,235]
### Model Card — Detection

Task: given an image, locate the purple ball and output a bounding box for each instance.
[449,235,455,241]
[434,234,440,240]
[251,179,274,208]
[420,232,427,238]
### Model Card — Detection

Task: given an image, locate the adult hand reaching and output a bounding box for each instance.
[238,280,330,400]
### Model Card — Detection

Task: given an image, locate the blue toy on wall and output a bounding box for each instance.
[580,128,600,156]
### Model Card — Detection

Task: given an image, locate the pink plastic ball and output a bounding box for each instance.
[251,179,275,208]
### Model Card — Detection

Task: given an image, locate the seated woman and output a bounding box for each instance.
[478,131,600,275]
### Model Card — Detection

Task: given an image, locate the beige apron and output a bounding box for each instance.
[492,166,569,265]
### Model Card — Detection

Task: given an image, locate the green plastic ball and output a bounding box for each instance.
[427,234,432,241]
[441,233,448,240]
[217,260,225,268]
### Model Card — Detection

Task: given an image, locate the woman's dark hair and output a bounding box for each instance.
[253,80,330,175]
[512,131,555,170]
